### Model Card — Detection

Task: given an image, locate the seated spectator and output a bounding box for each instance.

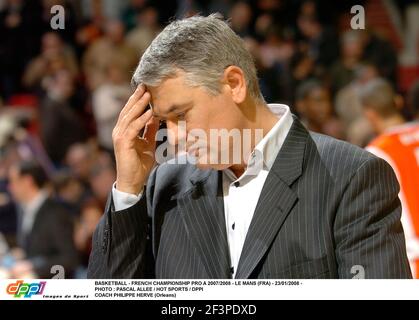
[229,1,253,38]
[361,30,398,86]
[0,142,17,247]
[126,5,161,58]
[82,19,137,90]
[39,69,87,164]
[329,30,365,94]
[295,79,344,139]
[65,142,96,190]
[334,62,378,147]
[73,198,102,277]
[6,160,79,278]
[257,25,294,103]
[52,170,91,216]
[0,0,44,100]
[121,0,149,32]
[296,12,339,77]
[92,63,131,151]
[22,32,79,91]
[88,156,116,209]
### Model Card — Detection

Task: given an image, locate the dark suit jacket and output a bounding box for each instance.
[87,118,412,279]
[22,198,79,278]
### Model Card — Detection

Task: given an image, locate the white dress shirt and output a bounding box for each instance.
[112,104,294,277]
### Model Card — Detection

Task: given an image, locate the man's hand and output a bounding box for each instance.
[112,85,160,195]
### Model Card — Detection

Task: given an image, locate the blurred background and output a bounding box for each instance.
[0,0,418,279]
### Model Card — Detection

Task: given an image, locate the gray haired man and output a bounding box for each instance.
[88,14,411,279]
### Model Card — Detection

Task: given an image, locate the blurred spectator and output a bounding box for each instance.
[74,1,104,54]
[121,0,149,31]
[80,0,129,21]
[295,79,344,139]
[256,25,294,103]
[0,173,17,247]
[22,32,79,91]
[361,30,398,86]
[0,231,10,277]
[0,0,44,99]
[334,62,378,147]
[229,1,253,37]
[329,30,365,94]
[39,69,87,164]
[92,64,131,151]
[361,78,405,134]
[89,159,115,208]
[73,198,102,277]
[64,142,95,189]
[289,51,315,100]
[52,169,91,216]
[6,160,78,278]
[296,10,339,76]
[82,19,137,90]
[0,110,55,174]
[361,79,419,278]
[126,5,161,58]
[407,81,419,120]
[0,132,19,247]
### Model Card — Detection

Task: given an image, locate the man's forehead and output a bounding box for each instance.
[147,76,192,113]
[147,75,187,100]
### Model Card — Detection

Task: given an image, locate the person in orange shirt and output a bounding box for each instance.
[360,78,419,278]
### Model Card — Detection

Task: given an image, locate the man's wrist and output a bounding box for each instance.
[112,182,143,211]
[115,181,144,195]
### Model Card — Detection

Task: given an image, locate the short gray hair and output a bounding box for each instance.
[359,78,397,117]
[132,14,264,102]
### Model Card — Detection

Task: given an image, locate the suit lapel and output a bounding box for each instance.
[235,118,309,279]
[178,170,232,279]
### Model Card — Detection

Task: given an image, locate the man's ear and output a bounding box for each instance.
[222,66,247,104]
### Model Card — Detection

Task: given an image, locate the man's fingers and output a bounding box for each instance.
[118,91,151,132]
[124,109,153,140]
[118,84,146,120]
[143,116,160,149]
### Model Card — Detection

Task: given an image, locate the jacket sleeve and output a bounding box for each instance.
[30,204,79,278]
[334,156,412,279]
[87,167,157,279]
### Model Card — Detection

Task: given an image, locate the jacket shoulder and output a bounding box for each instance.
[309,132,379,181]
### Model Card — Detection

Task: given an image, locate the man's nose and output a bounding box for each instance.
[166,120,187,146]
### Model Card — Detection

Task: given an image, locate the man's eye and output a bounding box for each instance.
[176,113,186,120]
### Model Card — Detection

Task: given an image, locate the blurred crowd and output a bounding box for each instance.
[0,0,418,278]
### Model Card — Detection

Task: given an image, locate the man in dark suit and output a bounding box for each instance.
[8,160,78,278]
[88,14,411,279]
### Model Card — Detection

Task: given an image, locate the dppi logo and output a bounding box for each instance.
[6,280,46,298]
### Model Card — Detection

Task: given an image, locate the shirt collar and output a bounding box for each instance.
[257,104,293,171]
[225,104,293,183]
